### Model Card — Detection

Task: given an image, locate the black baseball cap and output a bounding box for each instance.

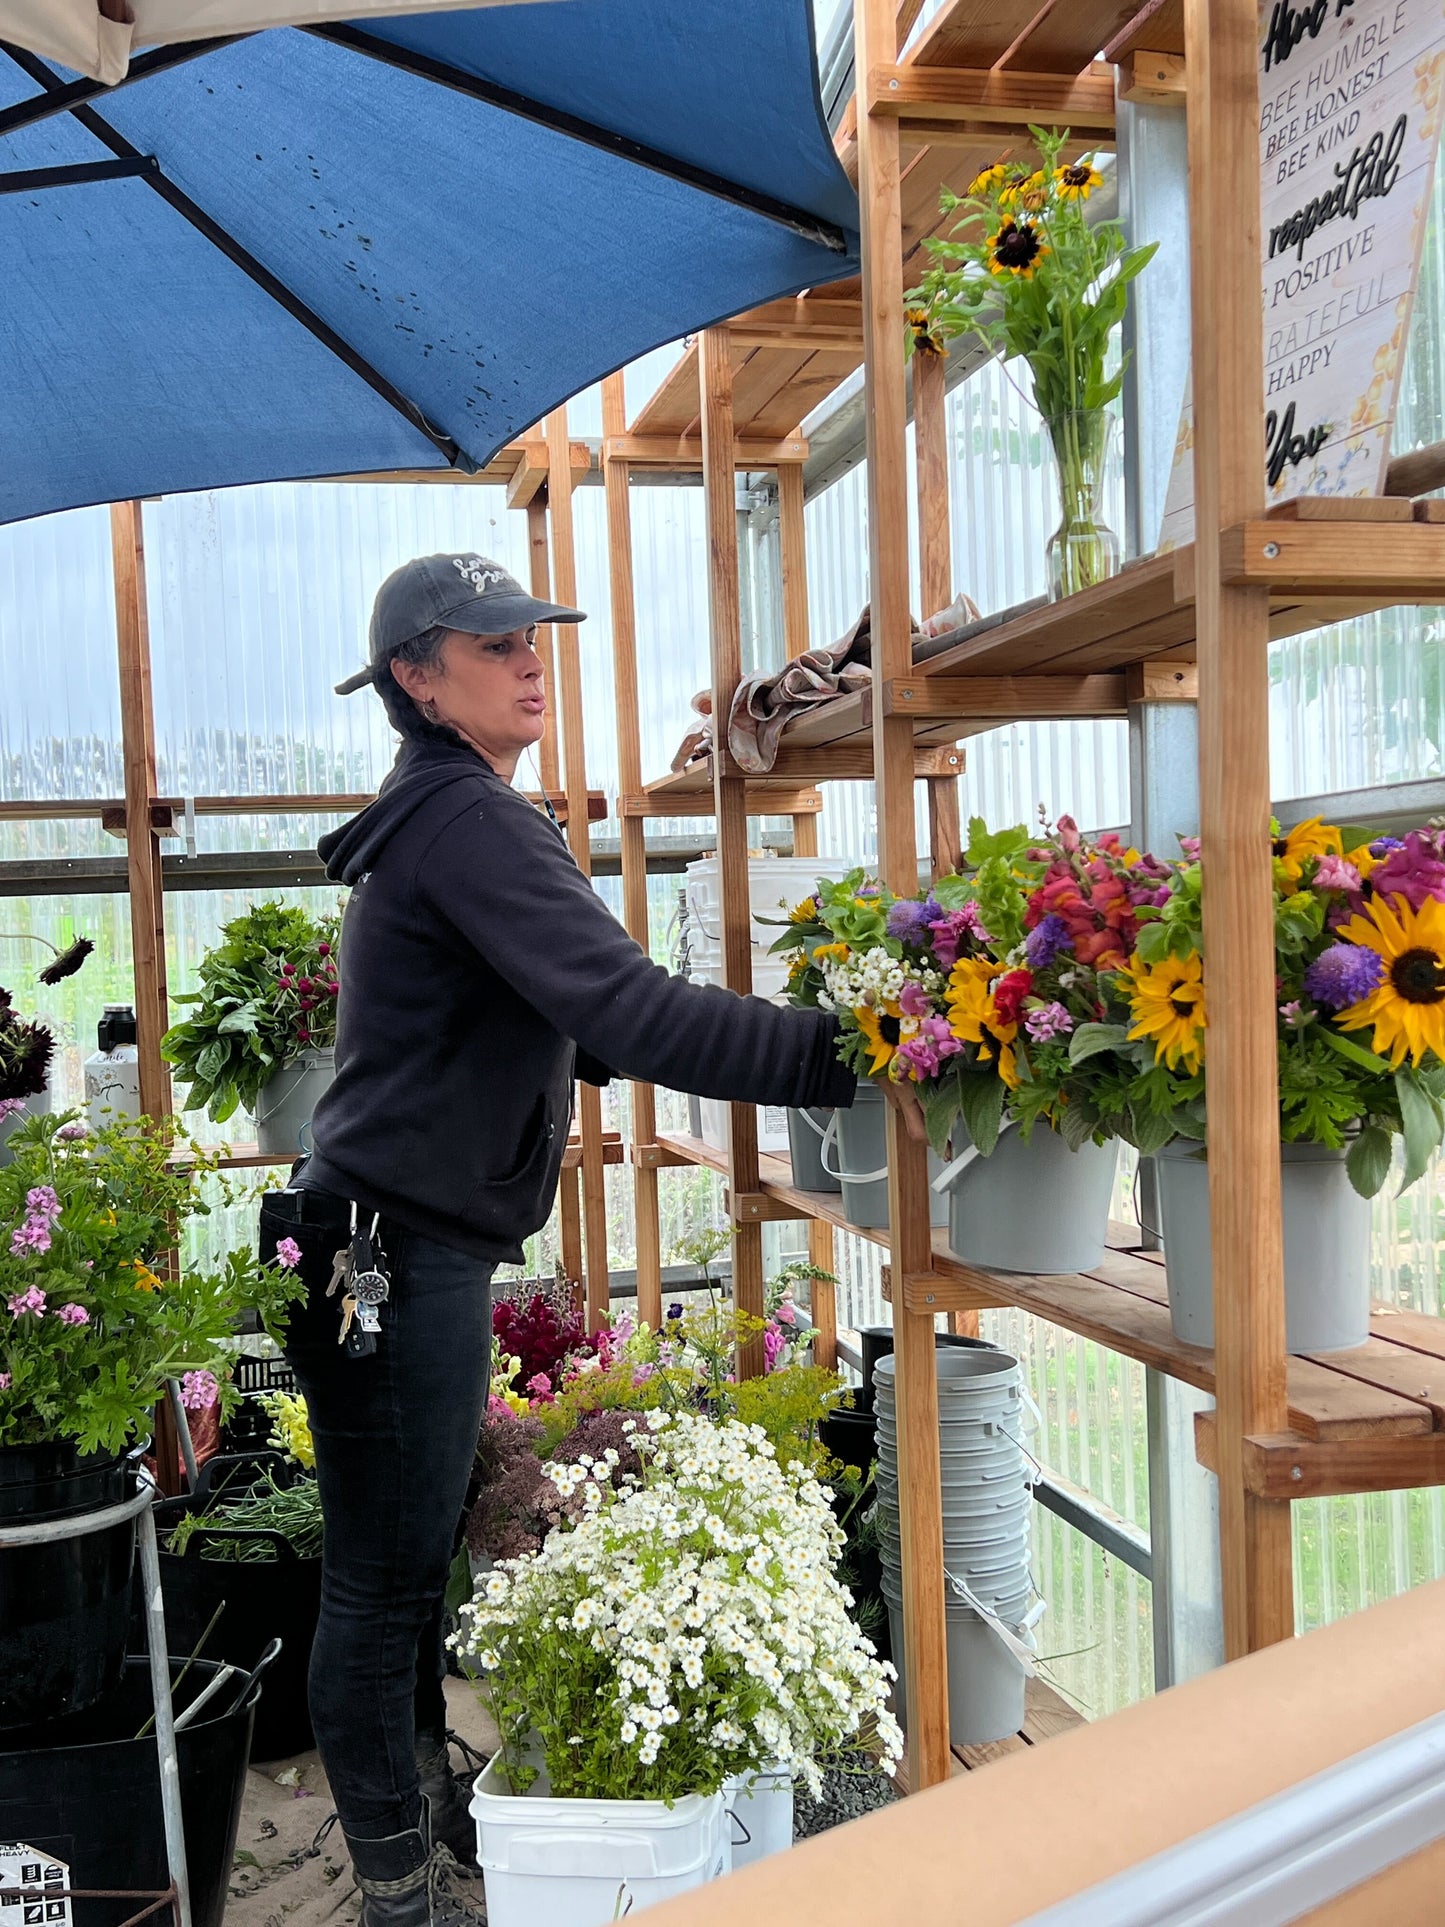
[335,552,585,695]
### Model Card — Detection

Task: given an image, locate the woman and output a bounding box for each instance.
[260,552,920,1925]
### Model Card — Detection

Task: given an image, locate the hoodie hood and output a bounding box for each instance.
[318,738,496,886]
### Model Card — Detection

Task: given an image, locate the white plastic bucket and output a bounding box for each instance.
[471,1754,728,1927]
[255,1049,335,1157]
[936,1123,1119,1274]
[827,1082,949,1230]
[682,856,859,957]
[691,958,792,1158]
[723,1763,793,1869]
[1153,1137,1372,1354]
[786,1105,842,1193]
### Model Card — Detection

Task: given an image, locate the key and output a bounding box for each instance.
[337,1293,357,1344]
[327,1246,351,1299]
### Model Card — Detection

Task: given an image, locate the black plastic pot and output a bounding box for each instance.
[0,1654,270,1927]
[0,1441,143,1730]
[142,1452,322,1761]
[855,1325,997,1414]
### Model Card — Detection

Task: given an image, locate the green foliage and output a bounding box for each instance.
[161,900,341,1122]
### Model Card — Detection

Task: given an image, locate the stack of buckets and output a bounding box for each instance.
[872,1348,1042,1746]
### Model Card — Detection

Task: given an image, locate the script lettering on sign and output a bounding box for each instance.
[1159,0,1445,548]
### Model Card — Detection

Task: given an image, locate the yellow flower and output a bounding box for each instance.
[1055,161,1102,200]
[788,895,818,925]
[987,219,1047,278]
[944,958,1018,1085]
[1123,952,1207,1073]
[1272,816,1343,891]
[1335,894,1445,1068]
[1345,843,1377,881]
[260,1391,315,1470]
[999,169,1047,213]
[904,305,945,357]
[812,941,850,965]
[854,1003,902,1077]
[787,953,809,982]
[967,162,1008,198]
[132,1259,163,1292]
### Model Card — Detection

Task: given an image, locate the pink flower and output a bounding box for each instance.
[631,1364,655,1388]
[0,1097,26,1121]
[763,1324,787,1372]
[55,1302,90,1326]
[774,1297,797,1325]
[55,1120,89,1142]
[274,1236,302,1270]
[487,1393,517,1417]
[0,1374,10,1390]
[1279,999,1314,1028]
[179,1369,220,1411]
[899,979,932,1019]
[1024,1001,1074,1042]
[526,1372,552,1397]
[25,1186,60,1223]
[8,1286,46,1317]
[1179,835,1201,861]
[927,901,992,969]
[1370,832,1445,910]
[1311,854,1361,893]
[9,1219,50,1257]
[1057,815,1083,854]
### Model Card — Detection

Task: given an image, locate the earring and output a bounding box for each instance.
[420,699,441,724]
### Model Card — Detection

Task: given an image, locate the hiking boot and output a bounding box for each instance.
[415,1728,485,1870]
[350,1814,487,1927]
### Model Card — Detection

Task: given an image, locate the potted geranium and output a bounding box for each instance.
[456,1412,900,1926]
[0,1110,303,1727]
[1110,819,1445,1353]
[161,900,340,1153]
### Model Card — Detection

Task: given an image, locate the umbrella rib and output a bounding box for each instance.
[0,39,248,140]
[0,43,472,474]
[306,23,851,256]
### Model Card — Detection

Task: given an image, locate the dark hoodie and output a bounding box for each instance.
[305,738,855,1263]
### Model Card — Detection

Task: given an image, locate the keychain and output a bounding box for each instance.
[333,1204,390,1357]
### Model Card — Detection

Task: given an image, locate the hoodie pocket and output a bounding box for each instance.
[462,1091,561,1231]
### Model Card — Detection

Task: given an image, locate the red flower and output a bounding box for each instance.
[992,968,1034,1027]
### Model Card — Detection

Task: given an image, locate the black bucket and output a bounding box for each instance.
[0,1443,143,1730]
[855,1326,997,1414]
[140,1452,321,1761]
[0,1652,273,1927]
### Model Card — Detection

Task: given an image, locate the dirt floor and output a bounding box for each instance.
[225,1679,499,1926]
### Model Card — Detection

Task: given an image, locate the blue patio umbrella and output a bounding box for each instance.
[0,3,860,525]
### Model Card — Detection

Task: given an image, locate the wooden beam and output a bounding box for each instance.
[1118,48,1187,104]
[866,63,1117,130]
[602,372,664,1336]
[1194,1417,1445,1500]
[700,325,767,1386]
[858,0,951,1795]
[616,786,825,819]
[1125,656,1198,703]
[1221,520,1445,598]
[605,433,808,470]
[547,407,611,1334]
[111,501,172,1124]
[504,439,550,510]
[727,1189,810,1224]
[1186,0,1293,1658]
[728,325,865,352]
[883,674,1128,719]
[1384,436,1445,498]
[526,496,561,796]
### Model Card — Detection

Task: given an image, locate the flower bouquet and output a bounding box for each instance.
[909,127,1155,600]
[161,900,340,1131]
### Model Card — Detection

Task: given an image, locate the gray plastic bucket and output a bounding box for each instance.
[1154,1137,1371,1353]
[255,1049,336,1157]
[0,1086,50,1166]
[787,1106,841,1193]
[873,1348,1023,1412]
[827,1082,949,1231]
[881,1576,1030,1747]
[938,1123,1119,1274]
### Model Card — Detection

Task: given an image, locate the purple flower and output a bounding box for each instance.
[179,1369,220,1412]
[1024,1001,1074,1042]
[55,1302,90,1326]
[1370,832,1445,910]
[631,1364,655,1388]
[274,1236,302,1270]
[1311,854,1361,893]
[928,902,992,969]
[1370,836,1405,858]
[55,1120,89,1142]
[7,1286,46,1317]
[24,1186,60,1224]
[666,1302,685,1321]
[886,896,941,948]
[9,1218,51,1257]
[1303,942,1385,1010]
[1025,915,1073,970]
[899,978,932,1019]
[0,1097,25,1121]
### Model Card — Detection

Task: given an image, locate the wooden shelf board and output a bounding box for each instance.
[950,1677,1087,1775]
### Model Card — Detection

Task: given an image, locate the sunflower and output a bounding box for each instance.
[987,220,1047,279]
[1123,951,1206,1073]
[854,1003,902,1077]
[944,958,1019,1085]
[1271,816,1343,891]
[787,895,819,925]
[967,162,1008,198]
[1054,161,1102,200]
[1334,893,1445,1067]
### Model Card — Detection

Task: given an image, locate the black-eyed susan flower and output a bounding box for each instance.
[967,162,1008,198]
[1122,951,1207,1074]
[1334,894,1445,1067]
[987,220,1047,278]
[1055,161,1102,200]
[1000,169,1047,213]
[905,305,945,357]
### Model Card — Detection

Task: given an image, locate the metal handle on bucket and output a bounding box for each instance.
[932,1117,1018,1194]
[942,1568,1041,1676]
[818,1110,890,1186]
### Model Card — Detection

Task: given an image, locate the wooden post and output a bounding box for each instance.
[559,1168,584,1309]
[545,409,611,1333]
[779,463,838,1372]
[527,496,562,796]
[857,0,951,1788]
[111,500,172,1124]
[602,374,664,1335]
[1185,0,1293,1655]
[699,327,767,1384]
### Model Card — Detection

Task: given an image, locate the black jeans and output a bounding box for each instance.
[260,1187,494,1844]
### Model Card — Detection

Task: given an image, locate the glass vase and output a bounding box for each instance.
[1043,408,1120,602]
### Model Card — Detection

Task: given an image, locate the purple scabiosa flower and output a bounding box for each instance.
[0,1097,25,1122]
[1370,836,1405,858]
[1025,914,1073,970]
[55,1120,89,1143]
[1303,943,1385,1010]
[886,895,941,947]
[274,1236,302,1270]
[55,1302,89,1326]
[1370,832,1445,910]
[179,1369,220,1412]
[1024,1001,1074,1042]
[1311,854,1361,893]
[7,1286,46,1317]
[9,1219,50,1257]
[25,1186,60,1223]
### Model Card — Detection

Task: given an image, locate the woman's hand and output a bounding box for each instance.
[878,1075,929,1144]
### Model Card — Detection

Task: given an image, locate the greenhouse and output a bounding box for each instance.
[3,0,1445,1922]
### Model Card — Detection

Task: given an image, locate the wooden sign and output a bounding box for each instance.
[1160,0,1445,547]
